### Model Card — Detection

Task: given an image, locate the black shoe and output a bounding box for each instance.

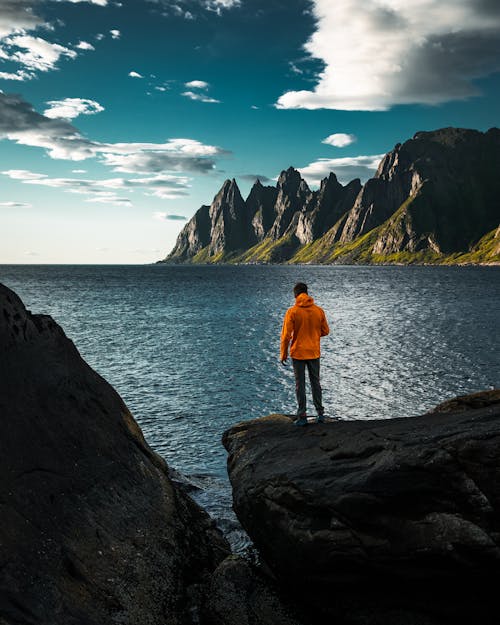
[294,416,308,427]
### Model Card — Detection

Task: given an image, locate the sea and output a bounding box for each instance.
[1,264,499,549]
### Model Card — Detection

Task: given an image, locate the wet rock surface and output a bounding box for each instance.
[0,283,229,625]
[223,390,500,624]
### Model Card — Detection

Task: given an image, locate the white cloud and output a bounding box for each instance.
[72,169,87,173]
[0,1,43,38]
[44,98,104,120]
[181,80,219,103]
[129,70,143,78]
[0,1,107,80]
[185,80,209,89]
[2,169,48,180]
[0,93,227,170]
[298,154,384,186]
[1,169,192,203]
[110,29,120,39]
[276,0,500,111]
[322,133,356,148]
[85,193,132,206]
[0,200,32,207]
[0,93,228,205]
[153,212,187,220]
[146,0,240,17]
[1,34,77,73]
[61,1,109,4]
[97,138,225,174]
[76,40,95,50]
[0,69,31,80]
[182,90,220,104]
[204,0,241,14]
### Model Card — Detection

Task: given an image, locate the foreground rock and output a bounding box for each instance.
[0,283,229,625]
[202,556,303,625]
[223,391,500,625]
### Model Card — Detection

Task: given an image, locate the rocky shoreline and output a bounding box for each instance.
[1,281,499,624]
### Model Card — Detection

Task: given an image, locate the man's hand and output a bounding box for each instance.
[281,358,288,366]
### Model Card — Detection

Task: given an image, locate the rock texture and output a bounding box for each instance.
[0,283,229,625]
[223,390,500,624]
[162,127,500,265]
[202,556,303,625]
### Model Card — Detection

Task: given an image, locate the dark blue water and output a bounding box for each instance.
[1,264,499,544]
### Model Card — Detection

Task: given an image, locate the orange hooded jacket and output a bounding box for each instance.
[280,293,330,361]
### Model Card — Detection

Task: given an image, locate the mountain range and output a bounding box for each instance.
[161,127,500,265]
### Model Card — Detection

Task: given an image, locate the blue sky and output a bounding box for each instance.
[1,0,499,263]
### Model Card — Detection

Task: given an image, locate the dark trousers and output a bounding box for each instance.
[292,358,324,417]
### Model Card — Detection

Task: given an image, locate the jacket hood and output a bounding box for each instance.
[295,293,314,307]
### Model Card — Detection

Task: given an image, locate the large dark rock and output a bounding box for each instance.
[223,391,500,624]
[0,284,229,625]
[202,556,304,625]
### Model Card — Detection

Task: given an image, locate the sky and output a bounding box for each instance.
[1,0,499,264]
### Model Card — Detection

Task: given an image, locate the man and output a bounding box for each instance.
[280,282,330,426]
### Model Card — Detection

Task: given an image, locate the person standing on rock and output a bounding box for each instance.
[280,282,330,426]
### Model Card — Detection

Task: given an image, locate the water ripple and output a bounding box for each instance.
[1,264,499,534]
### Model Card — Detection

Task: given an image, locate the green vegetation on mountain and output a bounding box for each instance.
[161,127,500,266]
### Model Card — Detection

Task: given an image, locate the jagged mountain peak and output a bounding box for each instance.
[219,178,239,191]
[277,166,302,186]
[213,178,244,205]
[162,126,500,265]
[319,172,341,192]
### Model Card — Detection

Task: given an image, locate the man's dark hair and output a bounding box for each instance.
[293,282,308,297]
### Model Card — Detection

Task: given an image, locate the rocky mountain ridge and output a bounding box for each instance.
[162,127,500,265]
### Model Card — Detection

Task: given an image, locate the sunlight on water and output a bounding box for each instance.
[2,264,499,537]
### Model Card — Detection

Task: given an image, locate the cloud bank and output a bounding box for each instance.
[0,93,227,168]
[0,92,229,204]
[299,154,384,186]
[2,169,192,204]
[276,0,500,110]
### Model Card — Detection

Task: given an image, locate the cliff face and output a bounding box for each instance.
[208,179,253,256]
[0,283,229,625]
[246,180,277,242]
[223,390,500,625]
[162,127,500,265]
